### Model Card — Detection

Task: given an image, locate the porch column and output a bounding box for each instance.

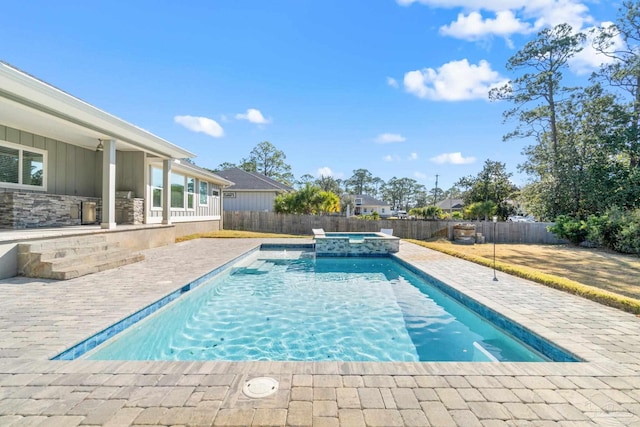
[162,159,172,225]
[101,139,117,229]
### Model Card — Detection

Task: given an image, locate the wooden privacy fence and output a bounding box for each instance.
[223,211,566,244]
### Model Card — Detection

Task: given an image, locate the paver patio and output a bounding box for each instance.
[0,238,639,426]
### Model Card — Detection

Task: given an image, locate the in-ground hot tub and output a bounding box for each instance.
[314,232,400,256]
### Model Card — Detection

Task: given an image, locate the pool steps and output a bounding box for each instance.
[231,260,274,275]
[17,235,144,280]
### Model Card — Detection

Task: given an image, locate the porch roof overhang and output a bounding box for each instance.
[0,62,194,159]
[148,158,235,188]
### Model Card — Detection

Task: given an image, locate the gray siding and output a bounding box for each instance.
[0,125,98,197]
[116,151,145,199]
[223,191,277,212]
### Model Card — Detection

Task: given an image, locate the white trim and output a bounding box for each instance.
[149,166,163,210]
[146,215,221,224]
[0,139,48,191]
[170,172,186,209]
[186,176,195,211]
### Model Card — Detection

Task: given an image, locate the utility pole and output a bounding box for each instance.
[433,174,439,205]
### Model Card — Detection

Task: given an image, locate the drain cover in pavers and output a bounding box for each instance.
[242,377,279,398]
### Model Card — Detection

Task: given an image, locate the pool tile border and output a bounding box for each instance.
[52,245,264,360]
[393,255,582,363]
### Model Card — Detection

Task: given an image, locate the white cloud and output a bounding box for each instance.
[397,0,593,40]
[387,77,399,88]
[317,167,333,177]
[430,152,476,164]
[404,59,507,101]
[174,115,224,138]
[375,133,406,144]
[235,108,271,124]
[316,167,344,178]
[408,152,419,160]
[570,22,624,75]
[383,154,400,162]
[440,10,533,44]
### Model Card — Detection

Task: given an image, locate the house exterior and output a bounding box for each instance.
[352,194,392,218]
[0,62,232,231]
[437,198,464,214]
[215,168,294,212]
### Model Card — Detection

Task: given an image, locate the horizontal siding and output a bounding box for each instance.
[223,192,277,211]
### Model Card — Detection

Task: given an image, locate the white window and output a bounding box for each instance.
[199,181,208,206]
[171,173,185,209]
[224,191,236,198]
[150,167,163,209]
[186,177,195,210]
[0,140,46,190]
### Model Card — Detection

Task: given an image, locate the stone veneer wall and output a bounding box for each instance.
[115,198,144,225]
[315,236,400,256]
[0,192,102,229]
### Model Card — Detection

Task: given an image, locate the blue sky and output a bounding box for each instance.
[2,0,621,191]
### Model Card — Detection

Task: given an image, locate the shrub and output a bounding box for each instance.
[552,208,640,255]
[548,215,588,244]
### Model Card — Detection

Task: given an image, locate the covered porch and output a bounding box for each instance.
[1,62,231,233]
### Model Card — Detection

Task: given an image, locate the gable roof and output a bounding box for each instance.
[437,198,465,209]
[353,194,390,206]
[215,168,293,192]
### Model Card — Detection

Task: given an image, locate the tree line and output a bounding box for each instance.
[203,2,640,252]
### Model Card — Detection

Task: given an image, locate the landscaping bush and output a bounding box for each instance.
[548,215,588,244]
[550,208,640,255]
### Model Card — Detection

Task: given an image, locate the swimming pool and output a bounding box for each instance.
[71,247,577,362]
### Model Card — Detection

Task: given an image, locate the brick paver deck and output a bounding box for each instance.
[0,238,638,426]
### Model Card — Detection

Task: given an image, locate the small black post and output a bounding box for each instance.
[492,215,498,281]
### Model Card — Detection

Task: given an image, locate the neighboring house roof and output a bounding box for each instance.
[353,194,390,206]
[0,61,193,159]
[215,168,293,192]
[437,198,465,209]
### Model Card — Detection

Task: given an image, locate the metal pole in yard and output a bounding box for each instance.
[492,215,498,281]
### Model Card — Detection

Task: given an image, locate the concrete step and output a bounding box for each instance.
[38,248,136,271]
[18,234,144,280]
[48,252,146,280]
[18,235,108,253]
[30,242,117,262]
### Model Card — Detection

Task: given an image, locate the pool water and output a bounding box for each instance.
[86,250,548,362]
